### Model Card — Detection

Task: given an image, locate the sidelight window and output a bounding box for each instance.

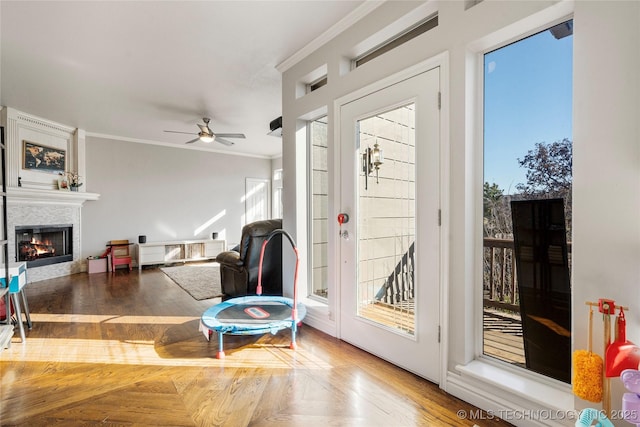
[482,20,573,383]
[309,116,329,300]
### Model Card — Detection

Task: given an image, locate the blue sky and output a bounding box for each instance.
[484,24,573,194]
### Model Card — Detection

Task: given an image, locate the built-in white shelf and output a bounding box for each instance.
[137,239,226,270]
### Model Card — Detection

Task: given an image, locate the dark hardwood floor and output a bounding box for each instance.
[1,267,511,426]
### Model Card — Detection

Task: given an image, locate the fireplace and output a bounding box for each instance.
[16,224,73,267]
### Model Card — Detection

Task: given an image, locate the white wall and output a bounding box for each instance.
[271,155,282,172]
[82,137,272,260]
[572,0,640,410]
[281,0,640,424]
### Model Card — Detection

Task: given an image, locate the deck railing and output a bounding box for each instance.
[372,237,568,316]
[375,242,415,305]
[483,238,519,312]
[483,237,572,314]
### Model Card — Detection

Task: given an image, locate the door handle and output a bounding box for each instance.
[338,213,350,240]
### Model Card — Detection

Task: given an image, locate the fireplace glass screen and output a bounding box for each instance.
[16,224,73,267]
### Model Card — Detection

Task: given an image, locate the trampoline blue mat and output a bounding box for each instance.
[201,295,307,334]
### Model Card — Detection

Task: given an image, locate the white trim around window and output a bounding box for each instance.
[442,1,576,423]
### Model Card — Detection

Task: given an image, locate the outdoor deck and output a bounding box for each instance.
[483,308,525,366]
[360,302,525,366]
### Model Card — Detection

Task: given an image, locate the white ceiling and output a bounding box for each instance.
[0,1,366,158]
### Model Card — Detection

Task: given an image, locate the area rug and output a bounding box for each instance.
[160,263,223,300]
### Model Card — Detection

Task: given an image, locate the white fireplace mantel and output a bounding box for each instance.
[7,187,99,207]
[0,106,101,281]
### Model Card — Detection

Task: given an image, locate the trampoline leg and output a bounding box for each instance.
[290,322,298,350]
[216,332,225,359]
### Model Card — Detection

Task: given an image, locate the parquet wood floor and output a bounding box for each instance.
[0,268,511,426]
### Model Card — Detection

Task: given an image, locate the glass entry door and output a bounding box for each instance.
[338,67,441,381]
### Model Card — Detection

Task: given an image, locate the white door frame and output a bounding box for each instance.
[332,53,450,384]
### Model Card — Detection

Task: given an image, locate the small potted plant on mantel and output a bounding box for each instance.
[66,171,83,191]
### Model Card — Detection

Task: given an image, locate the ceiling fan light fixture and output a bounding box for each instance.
[165,117,244,146]
[199,133,215,143]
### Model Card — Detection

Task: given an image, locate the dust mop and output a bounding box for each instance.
[572,305,603,402]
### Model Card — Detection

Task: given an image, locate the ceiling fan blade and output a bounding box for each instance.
[164,130,196,135]
[215,137,235,146]
[185,138,200,144]
[215,133,246,139]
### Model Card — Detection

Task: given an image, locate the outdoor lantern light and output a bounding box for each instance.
[372,142,383,175]
[362,141,384,190]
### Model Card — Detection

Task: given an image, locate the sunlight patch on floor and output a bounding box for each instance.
[2,337,332,370]
[28,313,200,324]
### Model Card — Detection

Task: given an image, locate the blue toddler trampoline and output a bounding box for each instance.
[200,229,306,358]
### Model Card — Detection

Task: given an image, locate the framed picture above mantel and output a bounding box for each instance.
[22,141,66,174]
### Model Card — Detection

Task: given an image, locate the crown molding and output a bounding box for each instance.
[276,1,384,73]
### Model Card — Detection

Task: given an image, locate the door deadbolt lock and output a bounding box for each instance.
[338,213,350,240]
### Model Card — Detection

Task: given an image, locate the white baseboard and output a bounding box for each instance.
[301,300,336,337]
[445,361,575,427]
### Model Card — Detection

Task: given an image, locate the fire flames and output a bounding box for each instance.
[19,237,56,260]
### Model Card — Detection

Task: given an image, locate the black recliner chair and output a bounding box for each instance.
[216,219,283,300]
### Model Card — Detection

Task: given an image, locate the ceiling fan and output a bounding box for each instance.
[164,117,246,146]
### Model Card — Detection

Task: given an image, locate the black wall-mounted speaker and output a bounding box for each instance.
[269,116,282,132]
